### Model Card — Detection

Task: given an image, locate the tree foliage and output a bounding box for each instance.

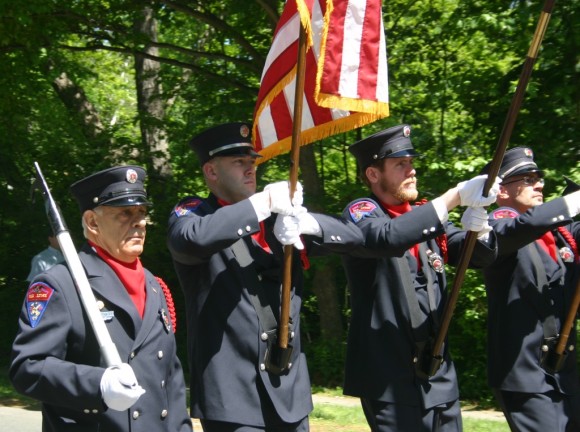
[0,0,578,404]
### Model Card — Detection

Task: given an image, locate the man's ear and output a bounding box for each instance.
[84,210,99,234]
[203,161,218,181]
[365,166,380,185]
[498,185,510,200]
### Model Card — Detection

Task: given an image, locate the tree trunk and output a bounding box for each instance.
[51,72,106,142]
[134,6,171,179]
[300,145,343,340]
[310,259,344,340]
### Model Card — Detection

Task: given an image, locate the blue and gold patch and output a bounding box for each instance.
[173,197,203,217]
[348,200,377,223]
[26,283,54,328]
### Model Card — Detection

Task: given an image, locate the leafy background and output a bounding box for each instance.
[0,0,578,406]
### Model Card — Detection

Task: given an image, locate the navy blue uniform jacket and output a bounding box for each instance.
[10,244,192,432]
[167,193,363,426]
[342,197,497,409]
[484,198,579,395]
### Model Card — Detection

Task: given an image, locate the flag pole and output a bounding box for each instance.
[426,0,556,376]
[279,24,308,349]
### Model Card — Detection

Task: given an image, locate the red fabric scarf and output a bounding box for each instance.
[536,231,558,263]
[383,201,420,269]
[217,198,272,253]
[90,242,146,318]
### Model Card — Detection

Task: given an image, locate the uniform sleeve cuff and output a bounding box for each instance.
[431,197,449,224]
[564,190,580,218]
[248,191,271,222]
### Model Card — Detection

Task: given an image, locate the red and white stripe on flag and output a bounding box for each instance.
[252,0,389,163]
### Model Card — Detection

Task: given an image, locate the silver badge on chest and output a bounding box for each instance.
[426,249,444,273]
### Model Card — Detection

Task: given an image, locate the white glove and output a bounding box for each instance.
[263,181,304,216]
[100,363,146,411]
[457,175,500,207]
[274,215,304,250]
[461,207,492,239]
[296,212,322,236]
[564,190,580,218]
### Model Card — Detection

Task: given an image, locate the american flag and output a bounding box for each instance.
[253,0,389,163]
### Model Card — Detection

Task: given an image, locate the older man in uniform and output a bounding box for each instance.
[341,124,499,431]
[480,147,580,431]
[10,166,192,432]
[167,122,363,432]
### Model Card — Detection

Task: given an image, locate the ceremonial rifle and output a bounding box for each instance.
[423,0,557,377]
[33,162,123,367]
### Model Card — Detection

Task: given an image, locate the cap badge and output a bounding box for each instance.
[524,148,533,158]
[240,124,250,138]
[126,168,138,184]
[403,126,411,137]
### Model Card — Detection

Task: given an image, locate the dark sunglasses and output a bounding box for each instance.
[501,176,545,186]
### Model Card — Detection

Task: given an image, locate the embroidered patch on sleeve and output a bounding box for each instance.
[25,283,54,328]
[173,198,202,217]
[492,208,518,219]
[348,200,377,223]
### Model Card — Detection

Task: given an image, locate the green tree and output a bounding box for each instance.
[0,0,578,404]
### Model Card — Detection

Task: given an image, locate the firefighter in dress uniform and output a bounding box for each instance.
[341,124,500,431]
[479,147,580,431]
[10,166,193,432]
[167,122,363,432]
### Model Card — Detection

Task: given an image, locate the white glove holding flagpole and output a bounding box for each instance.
[274,215,304,250]
[461,206,492,240]
[274,212,322,250]
[457,175,500,207]
[100,363,146,411]
[250,181,304,220]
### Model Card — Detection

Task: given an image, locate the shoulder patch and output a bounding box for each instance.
[25,282,54,328]
[491,208,519,220]
[173,197,203,217]
[348,200,377,223]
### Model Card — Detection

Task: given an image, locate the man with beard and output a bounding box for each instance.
[479,148,580,431]
[340,124,500,431]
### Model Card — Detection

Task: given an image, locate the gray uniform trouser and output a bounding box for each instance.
[200,417,309,432]
[493,388,580,432]
[361,397,462,432]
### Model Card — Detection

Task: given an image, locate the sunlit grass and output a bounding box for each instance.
[0,372,509,431]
